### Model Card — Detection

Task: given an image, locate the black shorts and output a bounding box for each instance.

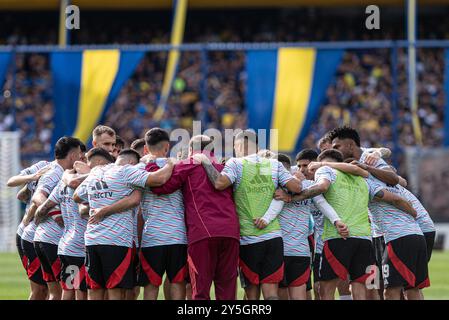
[312,253,322,283]
[16,234,27,272]
[383,235,430,290]
[239,237,284,285]
[21,239,46,286]
[423,231,436,262]
[139,244,188,287]
[372,236,386,272]
[86,245,134,290]
[279,256,311,288]
[132,246,140,286]
[34,241,61,283]
[320,238,375,284]
[59,255,87,292]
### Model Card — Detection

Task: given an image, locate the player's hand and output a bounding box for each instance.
[30,166,51,181]
[88,208,107,225]
[23,213,33,227]
[350,160,368,170]
[253,218,268,229]
[192,153,210,165]
[274,189,291,202]
[307,162,323,171]
[364,151,381,166]
[334,220,349,239]
[74,161,91,174]
[34,208,47,225]
[294,170,306,181]
[140,154,157,164]
[54,215,64,228]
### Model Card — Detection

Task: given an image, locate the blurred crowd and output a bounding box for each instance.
[0,9,446,175]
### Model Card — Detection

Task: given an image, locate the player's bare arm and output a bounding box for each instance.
[309,162,369,178]
[16,185,31,203]
[34,198,58,225]
[6,166,50,187]
[398,175,408,187]
[364,147,392,166]
[31,189,49,208]
[191,153,232,190]
[291,179,331,202]
[374,189,417,218]
[89,190,142,224]
[62,169,89,189]
[73,189,84,204]
[145,159,175,187]
[351,160,400,186]
[22,202,37,227]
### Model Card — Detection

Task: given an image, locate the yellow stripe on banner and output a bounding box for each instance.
[270,48,316,152]
[73,50,120,142]
[154,0,188,121]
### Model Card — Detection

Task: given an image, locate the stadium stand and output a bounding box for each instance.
[0,8,446,179]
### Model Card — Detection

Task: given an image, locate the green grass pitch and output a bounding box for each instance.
[1,251,448,300]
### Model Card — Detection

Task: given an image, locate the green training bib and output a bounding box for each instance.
[234,158,280,237]
[322,170,371,241]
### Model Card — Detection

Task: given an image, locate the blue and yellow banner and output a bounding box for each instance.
[246,48,343,153]
[50,50,144,147]
[0,52,12,88]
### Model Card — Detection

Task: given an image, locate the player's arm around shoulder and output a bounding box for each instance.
[144,158,175,187]
[373,189,417,218]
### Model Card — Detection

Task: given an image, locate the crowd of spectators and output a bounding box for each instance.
[0,8,447,175]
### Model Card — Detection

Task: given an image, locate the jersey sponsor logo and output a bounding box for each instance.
[89,179,113,199]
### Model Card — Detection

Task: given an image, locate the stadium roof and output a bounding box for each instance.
[1,0,449,10]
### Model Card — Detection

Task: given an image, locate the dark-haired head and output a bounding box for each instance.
[317,135,332,152]
[86,147,115,168]
[54,137,82,169]
[317,149,344,163]
[327,126,361,160]
[131,138,146,157]
[277,153,291,171]
[117,149,141,166]
[296,148,318,180]
[145,128,170,156]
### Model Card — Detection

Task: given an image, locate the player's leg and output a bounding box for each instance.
[187,238,215,300]
[86,246,106,300]
[34,241,61,300]
[139,246,165,300]
[125,246,140,300]
[319,239,351,300]
[284,256,310,300]
[213,238,239,300]
[260,238,284,300]
[166,244,188,300]
[17,234,28,273]
[239,241,262,300]
[319,279,339,300]
[406,235,430,300]
[102,245,134,300]
[22,239,47,300]
[312,253,321,300]
[382,236,419,300]
[348,239,377,300]
[163,277,171,300]
[337,279,352,300]
[59,255,74,300]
